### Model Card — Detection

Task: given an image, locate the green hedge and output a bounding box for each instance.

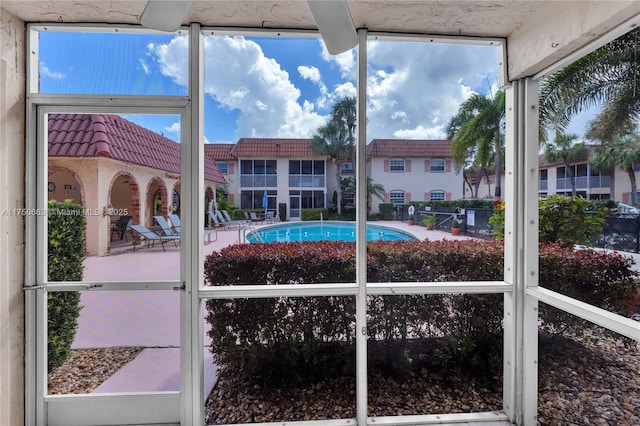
[204,240,636,385]
[378,203,394,220]
[300,208,329,221]
[47,199,86,371]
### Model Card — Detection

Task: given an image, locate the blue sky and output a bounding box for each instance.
[39,31,513,144]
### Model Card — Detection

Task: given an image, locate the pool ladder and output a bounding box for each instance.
[239,225,264,244]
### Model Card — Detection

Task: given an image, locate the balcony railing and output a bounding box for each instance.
[240,175,277,188]
[288,175,326,188]
[555,176,611,190]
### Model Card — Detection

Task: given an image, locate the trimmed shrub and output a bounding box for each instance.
[204,239,635,385]
[278,202,287,221]
[378,203,394,220]
[300,208,329,221]
[47,199,86,371]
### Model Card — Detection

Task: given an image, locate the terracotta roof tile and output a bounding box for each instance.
[367,139,452,157]
[204,143,235,161]
[234,138,319,158]
[48,114,226,184]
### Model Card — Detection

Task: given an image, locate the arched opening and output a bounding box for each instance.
[47,166,85,206]
[146,177,168,228]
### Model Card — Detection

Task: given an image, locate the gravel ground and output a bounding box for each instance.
[48,347,143,394]
[46,332,639,425]
[205,331,639,425]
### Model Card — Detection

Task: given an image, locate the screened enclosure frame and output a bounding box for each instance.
[24,21,639,426]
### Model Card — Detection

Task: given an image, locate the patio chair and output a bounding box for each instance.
[265,210,279,223]
[128,224,180,252]
[213,210,245,229]
[168,214,181,234]
[154,215,179,236]
[221,210,247,227]
[110,215,132,241]
[168,213,216,244]
[249,212,264,224]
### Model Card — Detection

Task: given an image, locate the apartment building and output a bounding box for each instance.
[206,138,463,218]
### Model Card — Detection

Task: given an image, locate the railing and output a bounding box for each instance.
[238,225,263,244]
[239,175,277,188]
[288,175,325,187]
[555,176,611,190]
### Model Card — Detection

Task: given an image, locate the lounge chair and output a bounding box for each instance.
[168,214,181,234]
[213,210,245,229]
[154,215,179,236]
[221,210,247,227]
[128,224,180,252]
[167,213,216,244]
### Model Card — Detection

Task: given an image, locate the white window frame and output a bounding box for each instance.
[429,190,445,201]
[388,190,406,205]
[430,158,446,172]
[389,158,405,172]
[24,21,639,426]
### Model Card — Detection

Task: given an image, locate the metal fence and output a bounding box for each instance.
[590,215,640,253]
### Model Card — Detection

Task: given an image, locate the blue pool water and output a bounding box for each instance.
[246,221,416,243]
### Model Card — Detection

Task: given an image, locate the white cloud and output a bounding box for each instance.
[164,121,181,135]
[365,40,499,140]
[319,41,356,79]
[150,35,329,140]
[40,63,65,80]
[149,35,500,142]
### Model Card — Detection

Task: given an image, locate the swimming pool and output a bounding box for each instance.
[246,221,416,243]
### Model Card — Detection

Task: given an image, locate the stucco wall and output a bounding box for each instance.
[0,6,25,426]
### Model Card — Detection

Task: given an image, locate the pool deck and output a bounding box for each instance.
[74,222,477,397]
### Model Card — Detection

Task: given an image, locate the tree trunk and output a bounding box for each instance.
[494,127,502,198]
[335,159,342,215]
[627,166,638,205]
[566,159,577,196]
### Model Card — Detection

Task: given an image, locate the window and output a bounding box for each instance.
[218,162,229,174]
[240,160,277,187]
[389,191,406,204]
[430,191,445,201]
[389,159,405,172]
[289,160,326,187]
[341,162,354,175]
[430,159,446,172]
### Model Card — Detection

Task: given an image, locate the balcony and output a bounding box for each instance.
[240,175,277,188]
[289,175,326,188]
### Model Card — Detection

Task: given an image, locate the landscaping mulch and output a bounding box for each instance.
[45,333,639,425]
[48,346,143,394]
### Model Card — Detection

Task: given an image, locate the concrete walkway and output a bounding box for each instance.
[73,222,497,397]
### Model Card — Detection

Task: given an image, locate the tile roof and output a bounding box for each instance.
[48,114,226,184]
[233,138,319,158]
[204,143,235,161]
[367,139,452,157]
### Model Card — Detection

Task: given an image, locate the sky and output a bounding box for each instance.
[38,30,539,145]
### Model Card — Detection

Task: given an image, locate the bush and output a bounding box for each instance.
[204,239,635,386]
[278,203,287,221]
[300,208,329,221]
[489,196,606,246]
[378,203,394,220]
[47,199,86,371]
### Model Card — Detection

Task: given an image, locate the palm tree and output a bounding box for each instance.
[543,133,587,196]
[447,90,505,198]
[342,176,385,213]
[539,27,640,140]
[589,145,617,203]
[331,97,357,175]
[311,120,353,215]
[591,131,640,205]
